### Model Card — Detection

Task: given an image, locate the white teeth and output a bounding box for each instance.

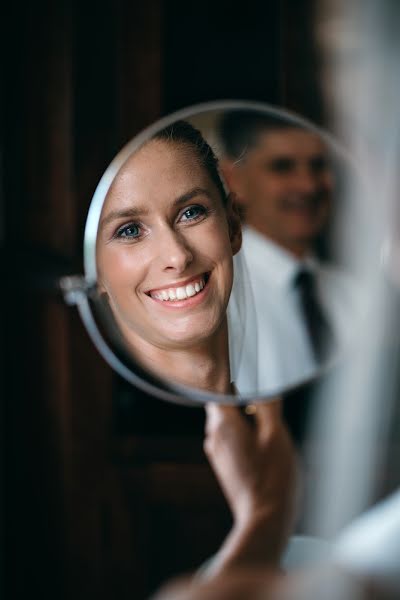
[150,276,207,301]
[176,287,186,300]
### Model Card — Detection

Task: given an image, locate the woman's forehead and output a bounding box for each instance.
[104,139,216,211]
[120,139,203,181]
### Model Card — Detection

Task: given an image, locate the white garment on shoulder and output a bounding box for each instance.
[334,488,400,589]
[233,226,362,396]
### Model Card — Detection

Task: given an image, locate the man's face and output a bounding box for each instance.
[227,128,334,256]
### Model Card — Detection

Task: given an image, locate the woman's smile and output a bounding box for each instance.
[145,272,210,305]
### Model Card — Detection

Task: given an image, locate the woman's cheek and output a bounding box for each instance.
[106,246,143,286]
[97,252,131,302]
[200,219,231,254]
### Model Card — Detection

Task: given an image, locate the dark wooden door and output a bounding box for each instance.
[2,2,321,598]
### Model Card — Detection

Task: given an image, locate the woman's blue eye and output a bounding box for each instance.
[116,223,141,239]
[181,205,206,221]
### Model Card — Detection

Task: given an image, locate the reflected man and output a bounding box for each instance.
[219,110,358,393]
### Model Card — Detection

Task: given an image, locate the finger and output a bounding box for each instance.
[204,404,237,460]
[253,397,283,433]
[205,403,254,443]
[204,403,240,434]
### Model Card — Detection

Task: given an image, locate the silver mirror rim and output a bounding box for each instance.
[81,99,353,406]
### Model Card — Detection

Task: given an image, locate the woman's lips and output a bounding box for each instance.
[146,273,211,307]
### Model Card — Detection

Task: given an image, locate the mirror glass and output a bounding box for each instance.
[83,101,367,406]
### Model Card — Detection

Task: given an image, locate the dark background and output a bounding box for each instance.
[1,1,323,598]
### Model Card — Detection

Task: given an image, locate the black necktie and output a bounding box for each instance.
[294,269,336,364]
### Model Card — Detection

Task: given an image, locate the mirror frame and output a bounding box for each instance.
[62,100,351,407]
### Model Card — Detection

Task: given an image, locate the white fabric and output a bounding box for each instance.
[197,535,333,580]
[334,488,400,589]
[227,252,259,393]
[282,535,332,571]
[234,226,362,396]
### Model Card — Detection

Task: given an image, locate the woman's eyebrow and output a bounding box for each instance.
[173,187,213,207]
[100,187,213,228]
[100,206,147,228]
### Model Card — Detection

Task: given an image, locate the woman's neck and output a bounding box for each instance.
[123,319,232,395]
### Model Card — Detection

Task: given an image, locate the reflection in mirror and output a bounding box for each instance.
[80,103,366,406]
[211,109,363,395]
[96,120,243,399]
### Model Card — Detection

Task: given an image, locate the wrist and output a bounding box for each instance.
[234,507,288,558]
[206,508,288,578]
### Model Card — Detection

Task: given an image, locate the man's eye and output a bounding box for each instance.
[180,205,206,221]
[116,223,141,239]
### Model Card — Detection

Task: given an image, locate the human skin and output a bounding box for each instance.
[152,400,298,600]
[153,565,372,600]
[202,401,297,574]
[96,139,241,393]
[221,128,334,259]
[153,403,390,600]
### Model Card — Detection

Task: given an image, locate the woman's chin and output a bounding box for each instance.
[159,330,215,350]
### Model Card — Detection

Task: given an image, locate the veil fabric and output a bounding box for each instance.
[227,251,258,395]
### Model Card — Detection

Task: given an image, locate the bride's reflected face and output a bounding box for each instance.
[96,138,241,356]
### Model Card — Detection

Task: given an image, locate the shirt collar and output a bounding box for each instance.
[242,226,318,289]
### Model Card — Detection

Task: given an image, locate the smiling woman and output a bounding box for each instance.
[96,120,242,394]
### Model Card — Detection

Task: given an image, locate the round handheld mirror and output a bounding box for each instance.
[61,101,366,407]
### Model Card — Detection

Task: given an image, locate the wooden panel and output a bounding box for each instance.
[72,0,120,254]
[162,0,282,112]
[115,0,163,144]
[17,2,75,256]
[3,2,161,598]
[5,291,70,597]
[280,0,323,122]
[61,307,113,599]
[118,463,231,599]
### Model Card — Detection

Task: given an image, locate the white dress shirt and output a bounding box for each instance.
[232,226,362,397]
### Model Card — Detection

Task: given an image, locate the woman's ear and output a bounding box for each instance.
[226,193,242,256]
[219,159,248,208]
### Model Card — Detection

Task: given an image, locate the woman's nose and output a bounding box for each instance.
[158,227,193,273]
